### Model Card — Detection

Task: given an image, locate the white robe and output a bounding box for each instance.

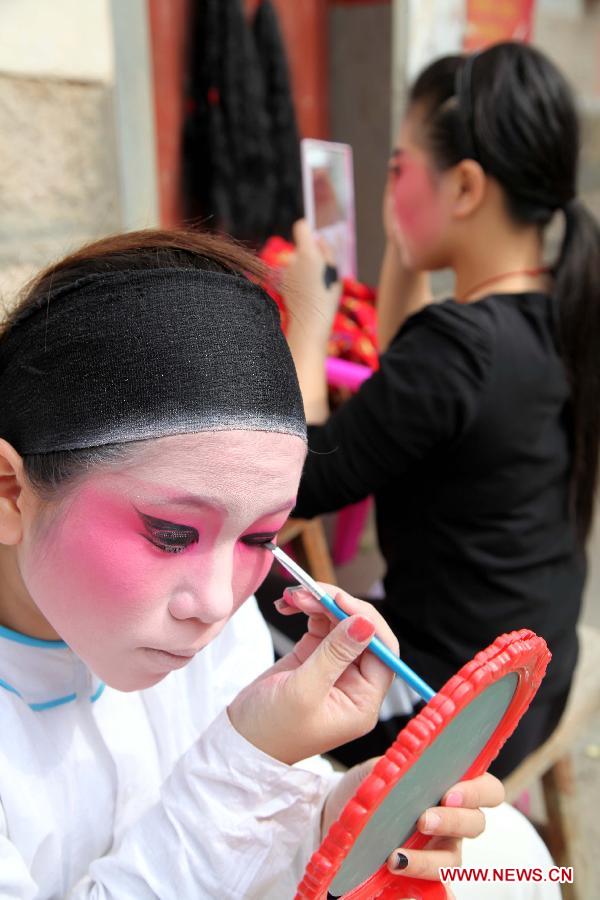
[0,598,560,899]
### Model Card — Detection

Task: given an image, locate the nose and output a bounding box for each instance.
[167,545,235,625]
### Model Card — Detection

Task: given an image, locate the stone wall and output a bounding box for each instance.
[0,0,119,314]
[0,75,119,313]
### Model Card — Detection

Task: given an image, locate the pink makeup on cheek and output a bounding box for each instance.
[16,484,176,689]
[393,157,444,248]
[233,542,272,601]
[33,487,163,621]
[231,509,291,606]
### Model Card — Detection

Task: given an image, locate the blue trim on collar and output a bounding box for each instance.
[0,677,20,698]
[90,682,106,703]
[0,678,106,710]
[0,624,67,649]
[29,693,77,711]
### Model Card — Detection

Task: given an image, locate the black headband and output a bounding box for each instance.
[0,268,306,454]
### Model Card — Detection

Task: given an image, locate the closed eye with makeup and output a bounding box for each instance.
[137,510,281,555]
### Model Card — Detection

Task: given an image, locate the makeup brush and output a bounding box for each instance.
[265,542,435,702]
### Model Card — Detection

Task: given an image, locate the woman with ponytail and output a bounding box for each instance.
[284,41,600,777]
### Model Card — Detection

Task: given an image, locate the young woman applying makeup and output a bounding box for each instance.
[285,42,600,778]
[0,227,555,899]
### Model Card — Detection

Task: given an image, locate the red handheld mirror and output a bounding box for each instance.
[296,629,550,900]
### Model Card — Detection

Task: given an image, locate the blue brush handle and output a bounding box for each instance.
[317,590,436,702]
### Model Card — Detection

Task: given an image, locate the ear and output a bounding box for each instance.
[0,439,25,545]
[451,159,487,219]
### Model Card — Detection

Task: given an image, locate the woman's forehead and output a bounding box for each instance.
[129,430,307,466]
[97,431,307,507]
[396,109,427,154]
[34,433,303,537]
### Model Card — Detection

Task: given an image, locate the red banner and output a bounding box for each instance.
[464,0,535,51]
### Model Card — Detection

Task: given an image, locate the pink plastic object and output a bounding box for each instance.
[325,357,373,565]
[331,499,372,566]
[326,357,371,393]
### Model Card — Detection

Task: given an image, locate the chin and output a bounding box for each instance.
[402,242,448,273]
[100,669,167,693]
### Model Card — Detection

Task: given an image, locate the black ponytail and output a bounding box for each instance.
[553,199,600,541]
[410,42,600,542]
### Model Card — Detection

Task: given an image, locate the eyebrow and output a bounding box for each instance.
[146,494,297,517]
[150,494,225,513]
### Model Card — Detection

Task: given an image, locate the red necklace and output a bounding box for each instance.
[458,266,551,302]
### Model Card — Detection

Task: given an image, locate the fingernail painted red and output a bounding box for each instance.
[348,616,376,642]
[282,588,300,608]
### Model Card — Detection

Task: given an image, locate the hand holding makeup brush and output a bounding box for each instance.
[227,586,397,765]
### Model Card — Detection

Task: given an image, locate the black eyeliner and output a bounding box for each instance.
[242,532,278,546]
[135,508,276,551]
[136,508,199,551]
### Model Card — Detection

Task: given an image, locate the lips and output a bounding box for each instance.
[152,648,197,658]
[142,647,197,673]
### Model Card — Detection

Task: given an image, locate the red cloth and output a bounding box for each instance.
[260,236,379,371]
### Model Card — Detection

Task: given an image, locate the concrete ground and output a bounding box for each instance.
[566,523,600,897]
[568,712,600,896]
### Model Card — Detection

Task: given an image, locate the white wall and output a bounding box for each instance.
[0,0,113,83]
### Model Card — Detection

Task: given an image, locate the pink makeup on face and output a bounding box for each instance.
[18,431,306,691]
[392,153,445,256]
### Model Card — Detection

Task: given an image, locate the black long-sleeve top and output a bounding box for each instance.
[294,293,586,700]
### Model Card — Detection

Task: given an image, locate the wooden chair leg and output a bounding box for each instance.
[541,755,588,900]
[298,519,336,585]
